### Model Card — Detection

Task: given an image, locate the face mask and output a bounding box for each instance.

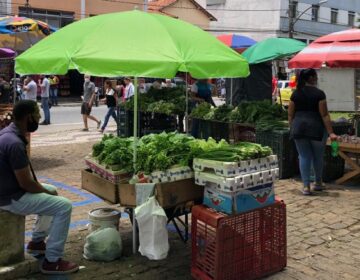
[85,78,90,83]
[27,116,39,133]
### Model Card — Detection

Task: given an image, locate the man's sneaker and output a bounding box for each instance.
[27,241,46,255]
[40,259,79,275]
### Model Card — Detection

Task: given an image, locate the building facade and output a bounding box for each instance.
[0,0,215,29]
[0,0,144,28]
[205,0,360,42]
[148,0,216,29]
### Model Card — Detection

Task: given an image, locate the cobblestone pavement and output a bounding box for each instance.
[19,140,360,280]
[30,124,117,147]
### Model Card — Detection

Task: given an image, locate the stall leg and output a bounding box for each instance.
[132,216,137,254]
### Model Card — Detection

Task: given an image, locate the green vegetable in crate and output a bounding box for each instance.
[190,102,211,119]
[229,101,287,124]
[146,100,175,115]
[211,104,233,122]
[90,132,273,174]
[196,148,242,162]
[92,134,114,157]
[255,120,289,132]
[122,87,186,116]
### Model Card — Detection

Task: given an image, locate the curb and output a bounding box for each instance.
[0,254,39,280]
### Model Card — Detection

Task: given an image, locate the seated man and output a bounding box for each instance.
[0,100,78,275]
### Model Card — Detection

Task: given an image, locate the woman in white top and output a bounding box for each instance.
[99,80,117,133]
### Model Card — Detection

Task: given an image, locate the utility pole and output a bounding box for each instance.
[288,0,328,39]
[25,0,30,17]
[144,0,148,12]
[288,0,295,38]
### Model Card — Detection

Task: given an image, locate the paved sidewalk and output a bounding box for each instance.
[20,141,360,280]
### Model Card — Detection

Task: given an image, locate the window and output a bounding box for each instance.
[311,5,319,22]
[18,7,74,28]
[348,11,355,26]
[331,8,338,24]
[207,0,226,5]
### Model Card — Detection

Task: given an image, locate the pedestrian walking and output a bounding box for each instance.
[0,75,10,103]
[22,76,37,102]
[99,80,117,133]
[190,79,217,137]
[0,100,79,275]
[81,75,101,131]
[288,68,337,195]
[39,75,51,125]
[49,75,59,106]
[124,77,134,100]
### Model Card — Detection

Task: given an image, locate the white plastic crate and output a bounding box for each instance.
[150,166,194,183]
[195,168,279,193]
[193,155,278,178]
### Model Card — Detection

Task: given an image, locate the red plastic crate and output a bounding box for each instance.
[191,200,286,280]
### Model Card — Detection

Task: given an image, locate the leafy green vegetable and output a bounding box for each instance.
[123,87,186,116]
[91,132,273,174]
[190,102,211,119]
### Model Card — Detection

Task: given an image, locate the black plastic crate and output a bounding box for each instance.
[332,122,353,135]
[117,107,132,137]
[121,110,177,137]
[191,118,211,139]
[210,120,229,142]
[322,146,345,182]
[256,129,297,179]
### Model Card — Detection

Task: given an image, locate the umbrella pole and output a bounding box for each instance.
[185,73,189,134]
[230,78,233,106]
[13,35,18,104]
[132,76,138,255]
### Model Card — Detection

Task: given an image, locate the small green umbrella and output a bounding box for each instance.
[15,10,249,78]
[242,37,307,64]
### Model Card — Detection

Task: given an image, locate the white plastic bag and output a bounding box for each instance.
[83,227,122,262]
[135,196,169,260]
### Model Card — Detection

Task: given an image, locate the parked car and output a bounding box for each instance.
[275,80,293,107]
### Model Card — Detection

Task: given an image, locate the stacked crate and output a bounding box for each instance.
[191,200,287,280]
[255,129,297,179]
[193,155,279,215]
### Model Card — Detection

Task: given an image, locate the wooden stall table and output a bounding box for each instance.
[327,140,360,184]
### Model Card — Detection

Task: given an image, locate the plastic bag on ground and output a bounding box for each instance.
[83,227,122,262]
[135,196,169,260]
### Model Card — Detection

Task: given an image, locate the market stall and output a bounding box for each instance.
[326,136,360,184]
[15,10,250,256]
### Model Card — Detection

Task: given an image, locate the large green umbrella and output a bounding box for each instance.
[15,10,249,152]
[242,37,307,64]
[15,10,249,78]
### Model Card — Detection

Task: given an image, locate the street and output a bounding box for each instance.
[38,103,113,130]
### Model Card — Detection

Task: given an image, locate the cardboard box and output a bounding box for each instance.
[203,183,275,215]
[118,178,204,208]
[81,169,118,204]
[84,157,130,184]
[235,183,275,213]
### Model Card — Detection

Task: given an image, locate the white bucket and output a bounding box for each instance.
[88,208,121,232]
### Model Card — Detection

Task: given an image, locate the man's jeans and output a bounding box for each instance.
[41,97,50,124]
[294,134,327,187]
[101,107,117,130]
[50,88,58,106]
[0,184,72,262]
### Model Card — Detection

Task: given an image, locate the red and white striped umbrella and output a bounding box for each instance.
[288,29,360,69]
